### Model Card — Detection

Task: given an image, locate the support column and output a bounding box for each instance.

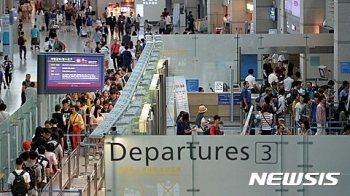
[300,0,325,33]
[207,0,225,34]
[253,0,276,34]
[230,0,249,34]
[334,0,350,96]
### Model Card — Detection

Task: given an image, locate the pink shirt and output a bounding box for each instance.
[90,114,105,129]
[316,103,326,124]
[45,152,58,173]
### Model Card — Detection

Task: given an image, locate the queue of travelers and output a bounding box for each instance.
[241,55,350,135]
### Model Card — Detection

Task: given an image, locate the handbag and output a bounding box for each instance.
[68,114,78,133]
[262,113,273,128]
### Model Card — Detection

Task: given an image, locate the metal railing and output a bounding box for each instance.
[40,133,105,196]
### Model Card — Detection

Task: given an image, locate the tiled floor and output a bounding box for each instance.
[1,21,151,115]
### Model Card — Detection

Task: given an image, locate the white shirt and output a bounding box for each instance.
[7,169,31,185]
[100,46,110,60]
[245,75,256,90]
[295,102,305,122]
[195,116,206,133]
[278,55,285,62]
[57,14,63,22]
[0,110,10,123]
[95,19,102,27]
[268,73,279,85]
[277,95,285,114]
[283,77,294,91]
[166,15,172,25]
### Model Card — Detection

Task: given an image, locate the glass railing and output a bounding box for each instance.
[90,35,164,138]
[0,94,65,179]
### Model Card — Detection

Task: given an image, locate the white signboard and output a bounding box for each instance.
[166,77,176,127]
[173,76,190,115]
[214,81,224,92]
[105,136,350,196]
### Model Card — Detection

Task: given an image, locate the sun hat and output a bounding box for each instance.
[198,105,208,113]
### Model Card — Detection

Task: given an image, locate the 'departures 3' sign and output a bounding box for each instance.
[104,136,350,196]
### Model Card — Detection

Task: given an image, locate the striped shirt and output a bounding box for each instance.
[260,112,273,130]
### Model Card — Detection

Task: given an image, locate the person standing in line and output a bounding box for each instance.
[210,115,221,135]
[223,14,230,34]
[18,31,27,60]
[21,74,31,106]
[263,56,273,87]
[2,55,13,89]
[245,69,258,93]
[316,95,327,135]
[30,25,40,50]
[7,158,31,196]
[241,81,252,113]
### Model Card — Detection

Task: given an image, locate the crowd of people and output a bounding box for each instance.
[241,55,350,135]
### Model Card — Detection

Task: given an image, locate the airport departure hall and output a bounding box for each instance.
[0,0,349,195]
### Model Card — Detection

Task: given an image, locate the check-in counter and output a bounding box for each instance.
[187,92,259,119]
[187,92,242,118]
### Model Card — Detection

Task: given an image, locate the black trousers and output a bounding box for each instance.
[21,92,26,106]
[4,73,12,85]
[19,46,26,59]
[110,25,115,36]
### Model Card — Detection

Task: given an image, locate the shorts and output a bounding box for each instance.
[66,20,72,26]
[87,26,93,33]
[31,38,38,45]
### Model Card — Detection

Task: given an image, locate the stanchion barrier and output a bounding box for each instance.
[87,175,91,196]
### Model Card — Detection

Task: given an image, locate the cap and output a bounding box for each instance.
[278,116,285,121]
[22,140,31,149]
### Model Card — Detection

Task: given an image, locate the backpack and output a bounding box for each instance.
[23,164,38,190]
[18,36,25,45]
[11,171,27,196]
[286,89,298,105]
[36,157,46,182]
[202,126,210,135]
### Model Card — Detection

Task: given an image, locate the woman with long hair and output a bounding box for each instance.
[176,112,195,135]
[90,105,105,152]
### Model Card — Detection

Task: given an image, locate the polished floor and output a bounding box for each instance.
[1,20,154,114]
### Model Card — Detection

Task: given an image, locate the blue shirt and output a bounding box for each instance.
[340,89,348,98]
[86,18,93,26]
[0,71,3,84]
[94,31,102,43]
[241,88,251,103]
[310,102,317,122]
[122,50,132,66]
[31,28,39,38]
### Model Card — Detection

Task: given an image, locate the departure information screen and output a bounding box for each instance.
[45,54,104,91]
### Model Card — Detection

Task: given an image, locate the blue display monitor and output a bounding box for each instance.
[41,53,105,94]
[341,62,350,74]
